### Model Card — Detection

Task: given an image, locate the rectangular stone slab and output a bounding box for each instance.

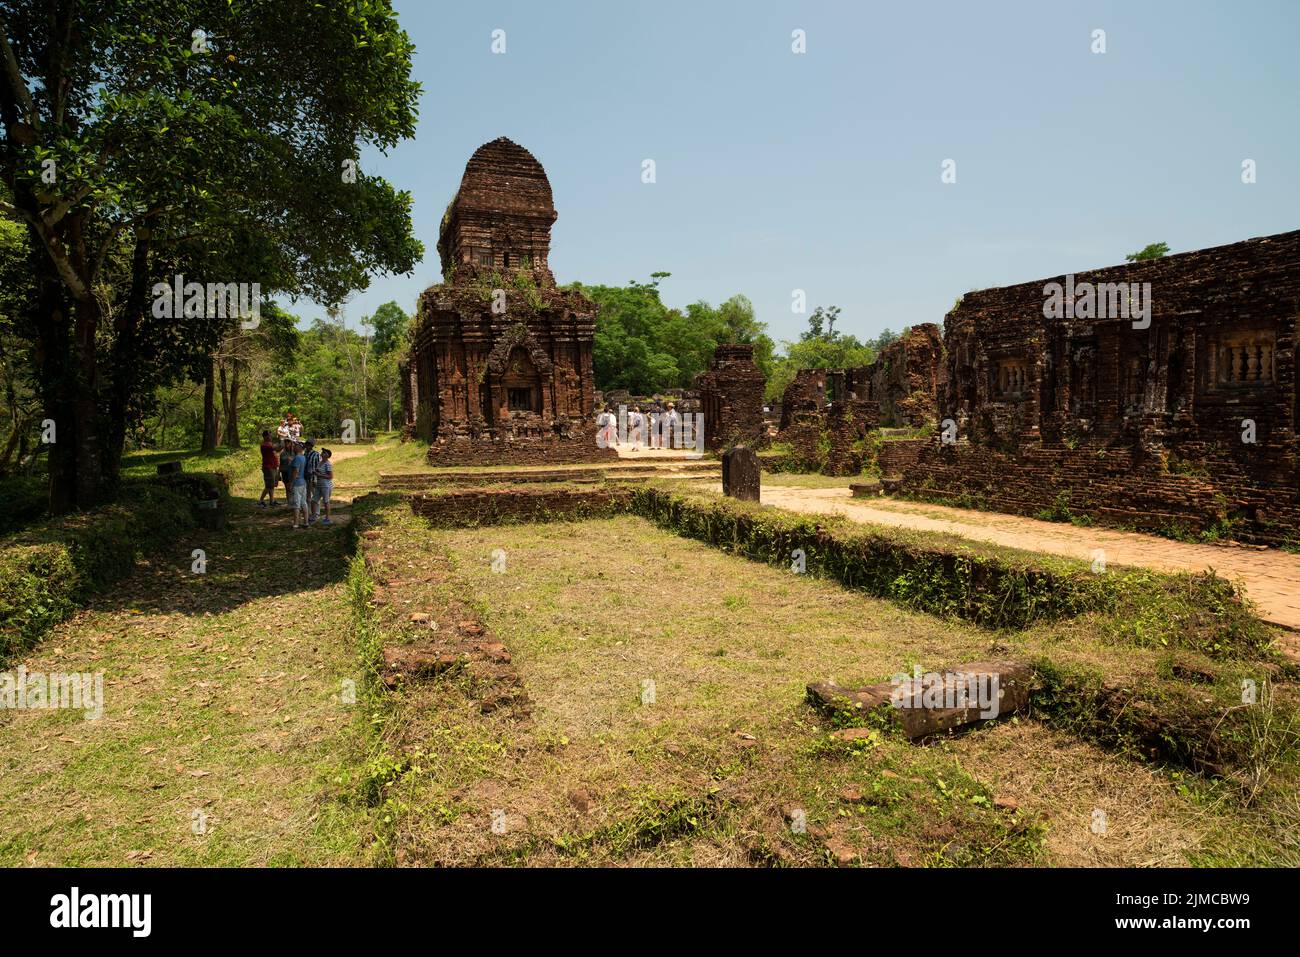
[807,660,1031,740]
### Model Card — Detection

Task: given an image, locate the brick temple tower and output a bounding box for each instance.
[402,138,614,465]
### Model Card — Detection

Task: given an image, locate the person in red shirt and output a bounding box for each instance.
[258,430,281,507]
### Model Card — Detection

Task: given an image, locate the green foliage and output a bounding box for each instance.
[765,309,899,402]
[627,486,1108,628]
[0,1,424,504]
[1029,658,1298,779]
[151,309,403,447]
[0,474,48,535]
[0,479,205,661]
[572,275,775,394]
[626,485,1274,655]
[1126,242,1170,262]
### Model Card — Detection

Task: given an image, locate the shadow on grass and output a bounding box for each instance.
[81,495,358,620]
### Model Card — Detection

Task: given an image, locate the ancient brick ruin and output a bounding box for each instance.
[402,138,613,465]
[695,343,767,452]
[776,324,943,475]
[896,230,1300,544]
[867,324,944,430]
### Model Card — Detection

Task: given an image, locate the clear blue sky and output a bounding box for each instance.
[306,0,1300,348]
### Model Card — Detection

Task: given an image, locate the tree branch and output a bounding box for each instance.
[0,18,39,129]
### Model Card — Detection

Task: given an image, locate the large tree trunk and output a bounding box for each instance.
[71,298,103,508]
[103,232,151,488]
[222,361,241,447]
[35,274,77,515]
[202,358,219,453]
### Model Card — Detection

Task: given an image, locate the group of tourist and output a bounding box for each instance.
[276,412,303,442]
[258,430,335,528]
[596,402,681,450]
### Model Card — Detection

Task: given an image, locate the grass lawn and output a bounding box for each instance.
[0,448,413,866]
[357,504,1300,867]
[762,471,863,489]
[3,443,1294,868]
[121,436,430,498]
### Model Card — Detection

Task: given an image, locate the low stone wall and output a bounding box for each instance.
[877,438,927,478]
[425,432,617,467]
[382,461,717,491]
[409,485,633,526]
[897,442,1300,544]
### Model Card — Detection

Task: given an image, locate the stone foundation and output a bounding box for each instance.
[409,485,632,526]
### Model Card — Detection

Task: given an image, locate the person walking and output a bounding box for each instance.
[258,430,280,507]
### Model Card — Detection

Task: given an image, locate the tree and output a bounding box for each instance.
[0,1,422,511]
[870,328,900,351]
[210,301,298,449]
[368,300,410,431]
[577,277,776,395]
[1126,242,1169,262]
[767,306,876,402]
[0,194,38,473]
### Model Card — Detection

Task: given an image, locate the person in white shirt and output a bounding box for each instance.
[629,406,644,450]
[664,403,681,449]
[596,407,615,448]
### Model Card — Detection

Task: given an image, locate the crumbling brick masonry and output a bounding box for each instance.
[897,230,1300,544]
[696,343,767,452]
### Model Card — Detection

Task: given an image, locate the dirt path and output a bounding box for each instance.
[754,487,1300,635]
[0,499,373,866]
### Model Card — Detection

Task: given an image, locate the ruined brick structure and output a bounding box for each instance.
[403,138,613,465]
[696,344,767,452]
[898,230,1300,544]
[866,324,944,429]
[775,324,942,475]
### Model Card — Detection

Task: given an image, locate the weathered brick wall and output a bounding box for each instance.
[867,324,943,428]
[774,330,941,474]
[380,461,717,491]
[599,389,701,416]
[409,485,632,526]
[877,438,927,478]
[779,369,828,431]
[424,425,614,466]
[900,229,1300,544]
[822,400,878,475]
[897,442,1300,543]
[696,344,767,452]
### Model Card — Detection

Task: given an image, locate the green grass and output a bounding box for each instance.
[762,471,862,489]
[0,498,380,866]
[345,495,1299,867]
